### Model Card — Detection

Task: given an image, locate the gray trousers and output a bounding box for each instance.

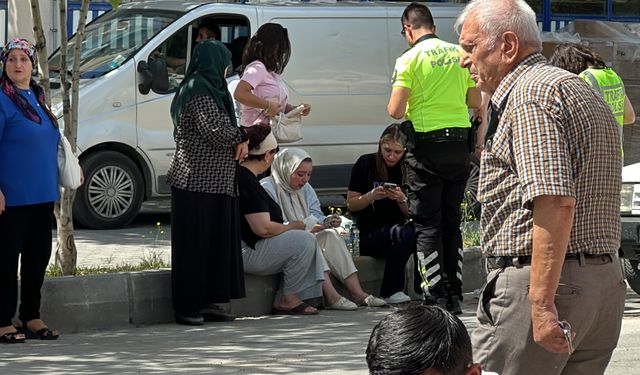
[472,254,626,375]
[242,229,324,301]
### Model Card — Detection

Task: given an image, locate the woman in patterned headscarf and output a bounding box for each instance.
[0,38,60,343]
[167,40,249,326]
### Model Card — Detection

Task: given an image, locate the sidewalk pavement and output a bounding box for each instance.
[2,293,640,374]
[49,202,172,269]
[35,202,640,374]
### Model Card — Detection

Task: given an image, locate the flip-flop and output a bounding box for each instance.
[272,302,318,316]
[18,327,60,340]
[0,331,26,344]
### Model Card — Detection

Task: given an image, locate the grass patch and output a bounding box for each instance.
[46,249,170,277]
[462,222,481,248]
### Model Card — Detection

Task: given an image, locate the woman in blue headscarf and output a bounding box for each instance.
[168,40,249,325]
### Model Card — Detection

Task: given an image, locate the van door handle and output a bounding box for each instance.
[112,102,122,108]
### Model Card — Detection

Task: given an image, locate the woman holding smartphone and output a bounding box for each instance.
[346,123,417,305]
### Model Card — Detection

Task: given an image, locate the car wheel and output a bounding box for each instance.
[463,155,481,220]
[73,151,145,229]
[622,257,640,295]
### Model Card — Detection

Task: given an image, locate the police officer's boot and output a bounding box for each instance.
[446,295,462,315]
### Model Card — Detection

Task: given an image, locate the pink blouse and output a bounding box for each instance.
[238,60,289,126]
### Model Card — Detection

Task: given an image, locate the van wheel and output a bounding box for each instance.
[73,151,144,229]
[463,155,481,220]
[622,257,640,295]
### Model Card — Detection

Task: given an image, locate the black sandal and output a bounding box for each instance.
[0,331,26,344]
[18,326,60,340]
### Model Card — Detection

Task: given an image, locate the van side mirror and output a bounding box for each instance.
[137,59,169,95]
[149,58,169,93]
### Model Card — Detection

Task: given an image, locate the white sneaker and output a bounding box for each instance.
[385,292,411,304]
[326,296,358,311]
[362,295,388,307]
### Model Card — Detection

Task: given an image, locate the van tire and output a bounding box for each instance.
[73,151,145,229]
[622,257,640,295]
[463,155,481,220]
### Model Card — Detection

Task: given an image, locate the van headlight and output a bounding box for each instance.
[621,183,640,214]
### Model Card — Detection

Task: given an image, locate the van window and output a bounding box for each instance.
[191,17,250,72]
[49,9,183,79]
[149,26,189,92]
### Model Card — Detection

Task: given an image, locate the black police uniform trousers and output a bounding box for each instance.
[403,135,470,301]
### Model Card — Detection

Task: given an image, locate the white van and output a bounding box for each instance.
[48,0,467,229]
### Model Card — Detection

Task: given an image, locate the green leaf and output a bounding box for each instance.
[108,0,119,10]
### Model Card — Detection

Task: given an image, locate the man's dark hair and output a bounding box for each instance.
[241,23,291,74]
[198,18,221,41]
[401,2,435,30]
[366,305,472,375]
[549,43,607,75]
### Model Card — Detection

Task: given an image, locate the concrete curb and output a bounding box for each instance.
[38,248,487,333]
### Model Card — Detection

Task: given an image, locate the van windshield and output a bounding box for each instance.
[49,9,183,79]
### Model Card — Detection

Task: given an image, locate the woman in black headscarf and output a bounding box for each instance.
[168,40,248,325]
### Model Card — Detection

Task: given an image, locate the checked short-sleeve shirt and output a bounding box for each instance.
[479,53,621,257]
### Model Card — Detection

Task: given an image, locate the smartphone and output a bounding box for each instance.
[383,182,398,190]
[285,104,306,118]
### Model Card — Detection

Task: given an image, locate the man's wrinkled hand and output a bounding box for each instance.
[531,304,574,353]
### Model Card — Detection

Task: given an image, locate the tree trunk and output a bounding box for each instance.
[29,0,50,102]
[54,0,75,275]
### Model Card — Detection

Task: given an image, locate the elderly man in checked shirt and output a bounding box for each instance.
[456,1,626,374]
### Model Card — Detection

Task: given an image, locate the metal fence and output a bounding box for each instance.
[67,1,112,38]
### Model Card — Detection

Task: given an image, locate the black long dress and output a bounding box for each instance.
[167,96,246,314]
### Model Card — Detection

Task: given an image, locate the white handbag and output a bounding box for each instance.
[57,130,82,189]
[270,111,303,143]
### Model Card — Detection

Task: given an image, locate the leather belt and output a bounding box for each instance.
[487,253,614,269]
[416,127,468,141]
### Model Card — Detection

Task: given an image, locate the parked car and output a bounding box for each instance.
[48,0,472,229]
[621,161,640,294]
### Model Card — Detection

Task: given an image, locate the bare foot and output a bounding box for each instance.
[0,325,22,336]
[17,319,56,334]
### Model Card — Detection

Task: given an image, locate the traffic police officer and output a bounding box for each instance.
[549,43,636,157]
[387,2,480,314]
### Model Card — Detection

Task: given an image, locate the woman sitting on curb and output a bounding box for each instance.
[238,124,323,315]
[347,123,417,305]
[261,148,387,308]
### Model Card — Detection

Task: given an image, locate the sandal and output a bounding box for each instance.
[272,302,318,315]
[0,331,26,344]
[18,326,60,340]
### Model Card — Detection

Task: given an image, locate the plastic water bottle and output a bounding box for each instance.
[343,223,353,253]
[351,227,360,257]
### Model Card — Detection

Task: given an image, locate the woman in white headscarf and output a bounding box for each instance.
[261,148,386,308]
